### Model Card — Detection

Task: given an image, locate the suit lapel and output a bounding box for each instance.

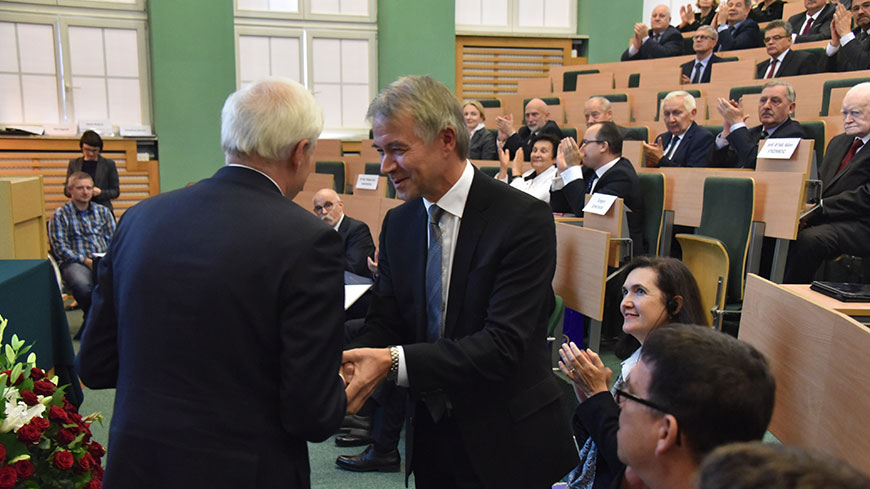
[827,141,870,191]
[409,201,429,341]
[673,124,695,164]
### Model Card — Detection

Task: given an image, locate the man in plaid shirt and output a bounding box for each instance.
[50,171,116,336]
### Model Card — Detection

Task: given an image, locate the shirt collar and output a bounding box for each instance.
[333,213,344,232]
[763,118,790,136]
[471,122,486,135]
[595,157,621,179]
[773,48,789,63]
[423,160,474,220]
[695,52,713,64]
[226,163,284,195]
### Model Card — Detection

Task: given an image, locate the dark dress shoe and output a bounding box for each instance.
[335,428,373,447]
[336,445,400,472]
[338,414,372,433]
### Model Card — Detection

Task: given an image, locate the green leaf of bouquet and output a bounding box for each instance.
[0,313,7,344]
[19,377,34,391]
[26,352,36,365]
[22,480,39,489]
[10,363,22,384]
[5,344,14,364]
[18,344,32,358]
[0,432,29,459]
[0,373,7,387]
[12,334,24,351]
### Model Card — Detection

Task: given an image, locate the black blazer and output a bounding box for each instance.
[338,215,375,277]
[712,118,807,169]
[469,127,498,160]
[352,168,578,488]
[572,392,623,489]
[680,54,724,83]
[749,0,785,22]
[504,119,562,161]
[756,49,819,78]
[679,9,717,32]
[717,18,763,51]
[76,166,347,488]
[549,158,648,255]
[621,25,685,60]
[655,122,715,168]
[65,156,120,212]
[823,30,870,72]
[788,3,834,43]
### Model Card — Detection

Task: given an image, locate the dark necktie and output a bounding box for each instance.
[665,135,681,160]
[652,32,661,43]
[692,62,703,84]
[838,138,864,173]
[801,16,814,35]
[860,30,869,42]
[759,130,769,141]
[585,173,598,194]
[425,205,444,343]
[765,58,778,79]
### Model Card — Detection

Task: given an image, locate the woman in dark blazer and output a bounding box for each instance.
[749,0,784,23]
[65,130,120,212]
[678,0,719,32]
[463,100,498,160]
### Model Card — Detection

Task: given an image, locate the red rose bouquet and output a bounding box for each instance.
[0,314,104,488]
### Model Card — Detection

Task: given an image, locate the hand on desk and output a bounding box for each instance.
[342,347,392,413]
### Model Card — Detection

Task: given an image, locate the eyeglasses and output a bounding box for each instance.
[763,34,787,43]
[580,139,603,146]
[313,201,335,213]
[693,34,712,40]
[615,387,672,414]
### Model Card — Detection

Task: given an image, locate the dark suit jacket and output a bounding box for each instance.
[352,168,578,488]
[621,25,684,60]
[549,158,648,255]
[717,18,763,51]
[616,124,644,141]
[572,391,623,489]
[655,122,715,167]
[814,133,870,250]
[711,117,807,169]
[338,215,375,277]
[76,166,347,488]
[756,49,818,78]
[680,54,724,83]
[469,127,498,160]
[789,3,834,43]
[65,156,120,211]
[504,119,562,161]
[824,30,870,72]
[679,9,717,32]
[749,0,784,22]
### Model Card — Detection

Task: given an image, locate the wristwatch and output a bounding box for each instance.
[386,346,399,382]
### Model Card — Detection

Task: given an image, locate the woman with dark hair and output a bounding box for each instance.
[749,0,784,23]
[495,132,559,203]
[678,0,720,32]
[65,130,120,213]
[558,256,706,489]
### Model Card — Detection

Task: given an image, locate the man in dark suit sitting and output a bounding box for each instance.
[621,4,685,60]
[644,91,715,168]
[584,96,644,141]
[550,121,647,255]
[313,188,375,279]
[713,0,763,51]
[76,78,348,487]
[681,26,724,84]
[756,21,819,78]
[821,1,870,72]
[712,81,807,169]
[496,97,562,161]
[784,82,870,283]
[788,0,835,43]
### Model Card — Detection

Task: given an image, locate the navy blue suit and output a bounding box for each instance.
[756,49,818,78]
[680,54,724,84]
[717,18,763,51]
[621,25,685,60]
[711,118,807,169]
[655,122,715,167]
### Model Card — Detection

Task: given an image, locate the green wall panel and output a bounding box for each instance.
[578,0,644,64]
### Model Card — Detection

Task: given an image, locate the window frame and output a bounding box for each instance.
[455,0,578,36]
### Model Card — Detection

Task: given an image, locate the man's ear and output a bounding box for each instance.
[289,139,312,170]
[438,127,457,157]
[654,414,681,456]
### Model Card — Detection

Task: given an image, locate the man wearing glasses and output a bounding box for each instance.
[616,325,775,489]
[312,188,375,279]
[680,26,724,84]
[755,21,818,78]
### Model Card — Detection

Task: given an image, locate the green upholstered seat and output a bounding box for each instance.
[524,97,561,107]
[315,161,345,194]
[799,120,826,169]
[562,69,602,92]
[560,127,578,141]
[728,85,763,103]
[638,173,665,256]
[591,93,628,103]
[820,77,870,116]
[478,98,501,108]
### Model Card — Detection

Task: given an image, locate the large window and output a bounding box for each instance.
[455,0,577,35]
[0,1,150,131]
[234,0,377,138]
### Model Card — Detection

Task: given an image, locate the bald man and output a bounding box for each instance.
[621,4,685,60]
[313,188,375,278]
[497,97,562,161]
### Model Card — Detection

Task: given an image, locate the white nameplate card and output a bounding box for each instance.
[78,120,114,136]
[43,124,76,136]
[583,193,618,216]
[355,174,379,190]
[758,138,800,159]
[119,125,153,137]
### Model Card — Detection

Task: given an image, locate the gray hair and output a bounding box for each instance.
[763,19,793,36]
[367,75,470,160]
[697,25,719,42]
[587,96,613,112]
[762,80,796,103]
[221,77,323,161]
[663,90,696,112]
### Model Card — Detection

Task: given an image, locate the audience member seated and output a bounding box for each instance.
[612,325,776,489]
[584,96,644,140]
[312,188,375,280]
[785,83,870,283]
[496,133,559,203]
[49,171,116,338]
[497,98,562,161]
[757,20,819,78]
[698,442,870,489]
[681,26,724,84]
[644,91,715,168]
[621,4,685,60]
[821,1,870,72]
[559,256,706,489]
[550,122,647,254]
[749,0,785,22]
[788,0,835,43]
[678,0,719,32]
[712,0,763,51]
[464,100,498,160]
[712,81,807,169]
[65,130,120,213]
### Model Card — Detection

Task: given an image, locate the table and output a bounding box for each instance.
[0,260,83,406]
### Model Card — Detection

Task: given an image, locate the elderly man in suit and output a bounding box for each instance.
[713,0,763,50]
[644,91,715,168]
[784,82,870,283]
[822,1,870,72]
[76,78,348,488]
[681,26,724,84]
[756,21,819,78]
[584,96,645,141]
[342,75,578,489]
[312,188,375,279]
[496,97,562,161]
[712,81,807,169]
[621,4,685,60]
[788,0,835,42]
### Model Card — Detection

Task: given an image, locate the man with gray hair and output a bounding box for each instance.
[755,20,818,78]
[680,26,723,84]
[643,91,714,167]
[76,78,348,488]
[621,4,685,60]
[584,96,645,141]
[342,75,578,488]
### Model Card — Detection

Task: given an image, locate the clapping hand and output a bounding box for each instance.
[558,137,582,171]
[716,97,748,135]
[641,136,665,167]
[558,342,612,402]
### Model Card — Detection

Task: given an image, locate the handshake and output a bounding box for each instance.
[340,347,393,414]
